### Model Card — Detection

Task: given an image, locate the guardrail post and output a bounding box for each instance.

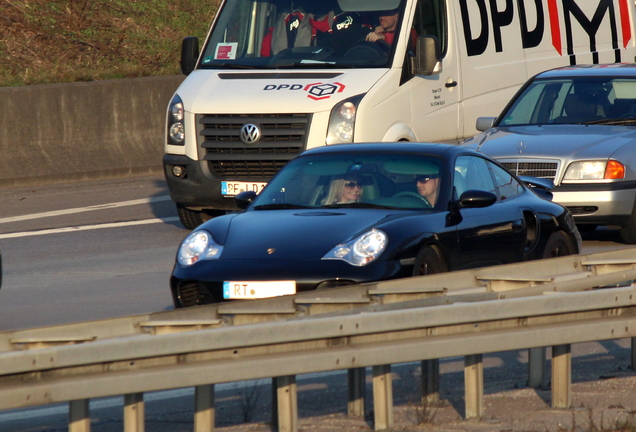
[347,367,366,417]
[124,393,144,432]
[421,359,440,404]
[632,338,635,370]
[195,384,215,432]
[274,376,297,432]
[69,399,90,432]
[464,354,483,419]
[372,364,393,430]
[528,347,548,388]
[552,344,571,409]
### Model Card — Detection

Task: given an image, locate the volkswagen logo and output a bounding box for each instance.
[240,123,262,145]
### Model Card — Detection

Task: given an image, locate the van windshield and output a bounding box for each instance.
[199,0,405,69]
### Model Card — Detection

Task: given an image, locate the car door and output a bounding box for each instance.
[452,155,527,269]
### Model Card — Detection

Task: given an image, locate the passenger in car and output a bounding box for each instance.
[323,176,363,204]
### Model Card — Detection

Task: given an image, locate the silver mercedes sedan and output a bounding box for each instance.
[463,64,636,244]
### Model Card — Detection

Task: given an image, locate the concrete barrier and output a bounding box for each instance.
[0,75,184,188]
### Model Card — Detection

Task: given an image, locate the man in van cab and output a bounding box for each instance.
[366,9,400,44]
[365,9,417,49]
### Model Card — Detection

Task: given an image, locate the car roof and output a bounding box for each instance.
[300,142,478,158]
[535,63,636,79]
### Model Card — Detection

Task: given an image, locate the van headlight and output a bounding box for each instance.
[322,229,387,266]
[178,230,223,266]
[326,94,364,145]
[167,94,185,145]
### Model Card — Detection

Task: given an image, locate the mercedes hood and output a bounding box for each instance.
[464,125,636,160]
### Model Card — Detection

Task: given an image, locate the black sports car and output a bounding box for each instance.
[170,143,581,307]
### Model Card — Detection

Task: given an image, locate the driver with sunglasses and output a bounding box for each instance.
[415,173,440,206]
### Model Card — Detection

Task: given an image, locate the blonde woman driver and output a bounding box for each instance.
[323,176,363,204]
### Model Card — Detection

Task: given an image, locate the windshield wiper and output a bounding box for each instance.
[584,117,636,126]
[322,203,400,209]
[253,203,313,210]
[201,63,258,69]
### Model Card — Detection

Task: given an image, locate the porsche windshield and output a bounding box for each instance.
[199,0,405,69]
[251,153,444,210]
[499,76,636,126]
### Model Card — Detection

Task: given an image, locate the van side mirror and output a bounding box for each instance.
[180,37,200,76]
[476,117,496,131]
[415,36,442,76]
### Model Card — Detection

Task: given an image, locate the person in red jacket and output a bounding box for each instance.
[365,9,417,48]
[365,10,400,45]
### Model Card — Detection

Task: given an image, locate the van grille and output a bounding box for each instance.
[499,160,559,181]
[197,113,311,178]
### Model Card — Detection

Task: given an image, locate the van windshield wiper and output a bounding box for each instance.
[201,63,257,69]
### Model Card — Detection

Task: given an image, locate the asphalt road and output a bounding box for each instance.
[0,174,634,431]
[0,173,632,332]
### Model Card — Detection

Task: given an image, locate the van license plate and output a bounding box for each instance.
[221,181,266,197]
[223,281,296,299]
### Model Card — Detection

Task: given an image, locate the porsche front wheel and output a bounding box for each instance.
[413,245,448,276]
[542,231,576,259]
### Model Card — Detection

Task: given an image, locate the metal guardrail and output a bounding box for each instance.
[1,248,636,431]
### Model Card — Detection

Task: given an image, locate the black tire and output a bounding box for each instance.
[542,231,577,259]
[620,204,636,244]
[176,204,224,230]
[412,245,448,276]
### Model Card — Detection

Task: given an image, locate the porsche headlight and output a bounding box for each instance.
[178,230,223,266]
[563,160,625,181]
[322,229,388,266]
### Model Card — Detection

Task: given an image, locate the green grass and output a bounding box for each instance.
[0,0,220,86]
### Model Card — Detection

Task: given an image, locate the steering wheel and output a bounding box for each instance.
[393,191,432,208]
[343,40,390,61]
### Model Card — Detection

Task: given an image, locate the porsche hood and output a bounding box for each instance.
[204,208,406,260]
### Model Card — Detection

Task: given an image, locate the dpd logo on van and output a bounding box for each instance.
[459,0,633,64]
[304,82,346,100]
[263,82,346,100]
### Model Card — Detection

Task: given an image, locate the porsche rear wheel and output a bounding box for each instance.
[413,245,448,276]
[542,231,576,259]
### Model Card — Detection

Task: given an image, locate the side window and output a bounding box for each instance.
[455,156,496,197]
[489,162,523,200]
[412,0,447,54]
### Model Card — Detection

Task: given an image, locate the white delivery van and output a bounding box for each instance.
[164,0,636,228]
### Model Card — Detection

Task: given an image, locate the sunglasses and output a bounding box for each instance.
[416,175,439,183]
[344,181,362,189]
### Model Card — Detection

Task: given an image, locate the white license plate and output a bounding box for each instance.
[221,181,267,197]
[223,281,296,299]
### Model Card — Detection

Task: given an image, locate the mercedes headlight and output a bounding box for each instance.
[178,230,223,266]
[326,94,364,145]
[167,94,185,145]
[322,229,388,266]
[563,160,625,181]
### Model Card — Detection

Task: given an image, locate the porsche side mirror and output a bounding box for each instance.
[235,191,257,210]
[458,190,497,208]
